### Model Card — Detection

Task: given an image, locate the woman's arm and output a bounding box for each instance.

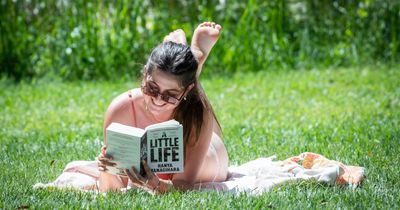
[99,91,135,191]
[171,109,215,188]
[102,91,135,143]
[124,109,215,193]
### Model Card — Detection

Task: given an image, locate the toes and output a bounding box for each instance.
[197,22,222,31]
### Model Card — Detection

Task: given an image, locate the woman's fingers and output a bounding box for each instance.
[101,145,107,155]
[97,158,109,171]
[102,153,113,160]
[97,152,116,168]
[125,165,160,192]
[131,166,147,183]
[97,152,113,160]
[98,146,116,172]
[125,167,148,184]
[125,168,145,185]
[125,169,137,182]
[142,160,155,179]
[142,160,160,189]
[97,158,116,166]
[98,157,116,167]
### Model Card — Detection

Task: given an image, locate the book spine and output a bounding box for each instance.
[140,134,147,176]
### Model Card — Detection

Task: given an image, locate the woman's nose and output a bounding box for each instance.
[153,94,165,104]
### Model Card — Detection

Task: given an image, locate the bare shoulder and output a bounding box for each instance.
[106,88,142,113]
[203,107,215,128]
[103,88,143,134]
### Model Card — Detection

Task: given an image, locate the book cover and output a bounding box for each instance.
[105,120,184,176]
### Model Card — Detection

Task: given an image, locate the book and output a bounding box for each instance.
[105,120,184,177]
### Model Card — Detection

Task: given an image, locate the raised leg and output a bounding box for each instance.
[163,29,187,45]
[191,22,222,78]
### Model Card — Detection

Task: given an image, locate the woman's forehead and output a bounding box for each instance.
[147,69,182,91]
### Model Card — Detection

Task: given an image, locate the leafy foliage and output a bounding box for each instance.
[1,0,399,80]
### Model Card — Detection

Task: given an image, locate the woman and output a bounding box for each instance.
[98,22,229,194]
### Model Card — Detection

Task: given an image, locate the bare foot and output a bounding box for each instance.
[191,22,222,78]
[163,29,187,45]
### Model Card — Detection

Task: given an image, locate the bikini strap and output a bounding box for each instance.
[128,90,137,126]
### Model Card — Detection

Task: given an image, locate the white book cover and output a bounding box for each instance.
[105,120,184,176]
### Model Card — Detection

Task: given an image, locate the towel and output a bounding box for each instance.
[33,152,364,195]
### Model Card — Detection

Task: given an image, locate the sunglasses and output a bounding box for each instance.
[141,80,187,105]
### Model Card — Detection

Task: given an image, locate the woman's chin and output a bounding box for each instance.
[148,107,164,116]
[148,99,167,114]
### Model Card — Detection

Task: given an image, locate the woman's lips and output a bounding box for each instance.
[150,98,166,110]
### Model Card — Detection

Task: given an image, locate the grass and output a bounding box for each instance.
[0,66,399,208]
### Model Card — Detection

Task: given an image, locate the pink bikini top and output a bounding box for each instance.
[128,90,173,181]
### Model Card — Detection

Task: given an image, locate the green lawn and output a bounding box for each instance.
[1,67,399,209]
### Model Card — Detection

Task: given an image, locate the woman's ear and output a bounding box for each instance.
[183,83,195,101]
[187,83,195,92]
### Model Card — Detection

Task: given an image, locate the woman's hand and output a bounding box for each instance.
[125,160,163,193]
[97,145,116,172]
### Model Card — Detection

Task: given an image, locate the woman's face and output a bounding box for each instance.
[142,69,186,116]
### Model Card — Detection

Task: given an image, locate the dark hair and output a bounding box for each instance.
[144,41,220,147]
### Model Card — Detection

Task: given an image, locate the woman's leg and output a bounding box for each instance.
[197,132,229,182]
[191,22,222,78]
[163,22,222,79]
[191,22,227,182]
[163,29,187,45]
[188,22,227,182]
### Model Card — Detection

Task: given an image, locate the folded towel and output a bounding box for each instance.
[33,152,364,195]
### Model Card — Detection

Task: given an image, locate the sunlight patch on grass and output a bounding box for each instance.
[1,67,399,208]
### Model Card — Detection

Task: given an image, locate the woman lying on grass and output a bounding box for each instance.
[97,22,229,194]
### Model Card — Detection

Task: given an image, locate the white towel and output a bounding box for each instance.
[34,153,364,196]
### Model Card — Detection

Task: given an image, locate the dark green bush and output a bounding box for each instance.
[1,0,399,81]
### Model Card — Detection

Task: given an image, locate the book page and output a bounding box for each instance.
[105,123,145,176]
[145,119,180,130]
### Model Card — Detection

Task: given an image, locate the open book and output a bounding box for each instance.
[105,120,184,176]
